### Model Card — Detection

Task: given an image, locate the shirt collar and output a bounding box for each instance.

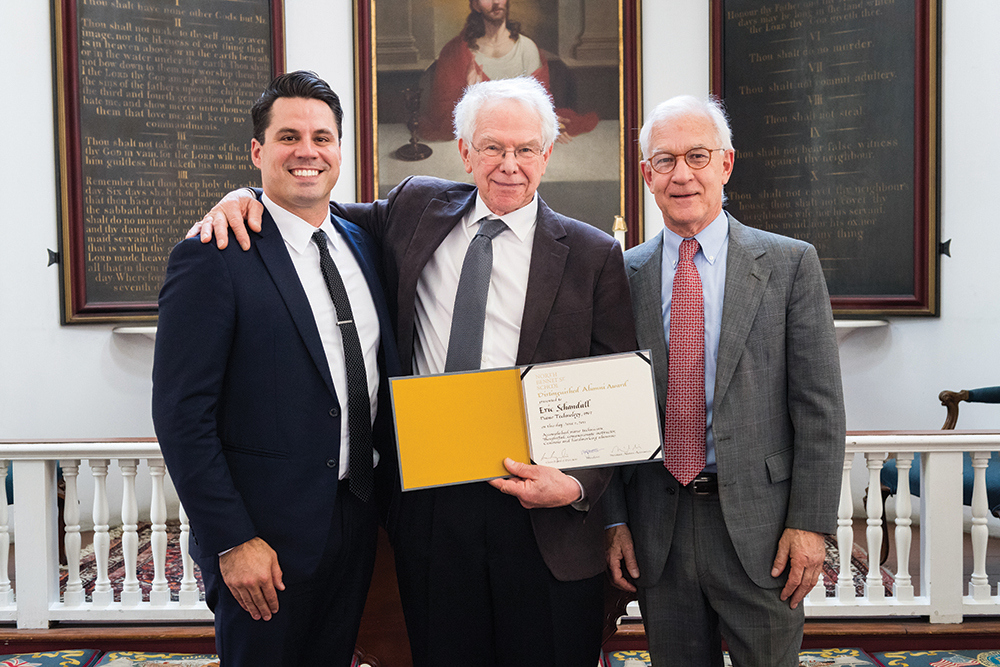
[263,193,337,254]
[662,210,729,267]
[468,191,538,242]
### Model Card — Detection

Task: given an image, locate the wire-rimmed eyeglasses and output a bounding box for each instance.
[469,142,546,163]
[645,148,726,174]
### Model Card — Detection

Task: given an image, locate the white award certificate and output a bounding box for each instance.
[521,351,662,469]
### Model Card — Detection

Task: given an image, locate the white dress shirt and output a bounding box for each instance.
[412,192,537,376]
[408,193,586,505]
[264,194,381,479]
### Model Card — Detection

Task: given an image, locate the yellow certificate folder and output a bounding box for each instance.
[390,368,530,491]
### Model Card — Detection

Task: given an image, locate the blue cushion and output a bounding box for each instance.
[968,386,1000,403]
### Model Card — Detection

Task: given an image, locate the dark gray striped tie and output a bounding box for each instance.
[312,229,374,502]
[445,218,508,372]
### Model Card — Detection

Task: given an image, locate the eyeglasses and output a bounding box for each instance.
[646,148,725,174]
[469,141,545,163]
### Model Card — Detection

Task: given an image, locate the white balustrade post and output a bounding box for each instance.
[178,502,200,606]
[148,458,170,605]
[60,459,84,607]
[120,459,141,606]
[921,450,965,623]
[90,459,113,607]
[0,460,13,607]
[864,452,887,601]
[892,452,914,601]
[968,451,991,600]
[837,453,856,601]
[12,459,59,628]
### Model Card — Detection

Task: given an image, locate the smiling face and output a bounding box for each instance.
[458,99,553,217]
[250,96,342,226]
[641,112,735,237]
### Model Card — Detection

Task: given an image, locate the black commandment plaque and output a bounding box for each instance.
[55,0,285,322]
[712,0,940,315]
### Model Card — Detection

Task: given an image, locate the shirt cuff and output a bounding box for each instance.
[569,475,589,512]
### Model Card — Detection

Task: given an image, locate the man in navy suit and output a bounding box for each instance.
[152,71,399,667]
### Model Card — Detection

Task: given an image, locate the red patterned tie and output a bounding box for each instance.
[664,238,706,485]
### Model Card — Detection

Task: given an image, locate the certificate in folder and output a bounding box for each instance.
[390,351,661,491]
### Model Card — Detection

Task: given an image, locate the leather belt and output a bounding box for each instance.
[686,473,718,495]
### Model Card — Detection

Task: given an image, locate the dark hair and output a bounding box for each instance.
[461,5,521,51]
[251,70,343,143]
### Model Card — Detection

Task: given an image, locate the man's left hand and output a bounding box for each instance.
[771,527,826,609]
[488,458,582,508]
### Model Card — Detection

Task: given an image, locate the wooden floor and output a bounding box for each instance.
[607,618,1000,653]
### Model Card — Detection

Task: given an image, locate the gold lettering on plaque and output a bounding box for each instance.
[723,0,916,292]
[77,0,270,302]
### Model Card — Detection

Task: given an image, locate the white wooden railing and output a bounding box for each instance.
[3,434,1000,628]
[804,431,1000,623]
[0,440,212,628]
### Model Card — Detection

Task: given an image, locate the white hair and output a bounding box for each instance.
[638,95,734,159]
[453,77,560,148]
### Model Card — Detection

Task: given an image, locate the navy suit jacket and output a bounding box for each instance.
[332,176,636,581]
[152,204,399,583]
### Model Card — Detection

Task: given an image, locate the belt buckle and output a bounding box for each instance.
[690,475,714,495]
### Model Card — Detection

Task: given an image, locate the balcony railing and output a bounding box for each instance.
[0,440,211,628]
[805,431,1000,623]
[2,433,1000,629]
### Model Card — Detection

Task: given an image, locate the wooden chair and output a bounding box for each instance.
[939,387,1000,429]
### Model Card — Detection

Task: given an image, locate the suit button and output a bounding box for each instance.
[329,407,339,418]
[326,459,337,468]
[666,487,676,495]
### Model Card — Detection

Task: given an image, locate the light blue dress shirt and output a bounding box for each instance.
[660,211,729,473]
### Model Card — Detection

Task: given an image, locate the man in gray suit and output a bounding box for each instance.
[604,95,846,666]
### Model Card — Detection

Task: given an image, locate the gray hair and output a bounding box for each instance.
[453,77,560,148]
[638,95,734,159]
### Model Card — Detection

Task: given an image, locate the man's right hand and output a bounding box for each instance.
[219,536,285,621]
[606,524,640,592]
[185,188,264,251]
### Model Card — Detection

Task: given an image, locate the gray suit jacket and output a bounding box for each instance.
[336,176,637,581]
[604,214,846,588]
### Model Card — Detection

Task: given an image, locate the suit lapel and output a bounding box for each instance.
[715,215,770,407]
[516,199,568,364]
[396,188,476,365]
[255,208,337,397]
[627,233,669,405]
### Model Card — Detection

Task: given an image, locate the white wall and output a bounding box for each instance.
[2,0,998,447]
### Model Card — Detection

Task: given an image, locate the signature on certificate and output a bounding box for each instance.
[610,443,648,457]
[540,449,573,464]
